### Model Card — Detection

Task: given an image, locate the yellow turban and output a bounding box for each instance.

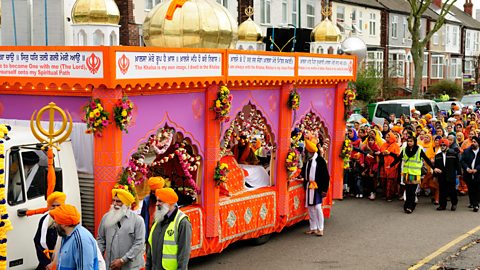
[47,191,66,207]
[112,189,135,206]
[148,177,165,191]
[420,119,427,126]
[49,204,81,226]
[425,114,432,120]
[305,139,318,153]
[360,118,368,124]
[155,188,179,204]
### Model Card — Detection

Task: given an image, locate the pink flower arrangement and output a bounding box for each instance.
[214,162,229,186]
[113,96,134,133]
[82,98,110,137]
[126,156,149,185]
[211,86,233,122]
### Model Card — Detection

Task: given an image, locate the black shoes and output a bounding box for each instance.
[405,208,413,214]
[451,205,457,211]
[474,206,479,212]
[436,207,446,211]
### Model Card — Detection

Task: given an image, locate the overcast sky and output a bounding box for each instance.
[454,0,480,18]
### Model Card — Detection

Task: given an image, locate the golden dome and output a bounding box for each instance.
[71,0,120,25]
[143,0,238,49]
[238,17,262,42]
[311,18,341,42]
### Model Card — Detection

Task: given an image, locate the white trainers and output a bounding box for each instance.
[359,194,363,198]
[369,193,375,200]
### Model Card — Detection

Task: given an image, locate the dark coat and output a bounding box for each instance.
[434,150,461,183]
[461,147,480,182]
[34,213,57,269]
[301,154,330,194]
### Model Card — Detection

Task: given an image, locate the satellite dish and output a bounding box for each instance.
[341,36,367,61]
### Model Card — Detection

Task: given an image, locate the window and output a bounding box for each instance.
[465,60,475,76]
[452,26,458,46]
[369,13,376,36]
[403,17,407,39]
[388,53,405,77]
[449,58,462,79]
[466,32,471,50]
[375,104,410,120]
[260,0,271,24]
[475,32,479,51]
[422,53,428,77]
[145,0,161,10]
[8,150,48,205]
[431,55,444,79]
[358,11,363,31]
[391,16,398,38]
[336,6,345,22]
[415,104,434,115]
[433,33,439,45]
[292,0,297,27]
[217,0,228,8]
[282,0,288,24]
[306,2,315,28]
[366,51,384,76]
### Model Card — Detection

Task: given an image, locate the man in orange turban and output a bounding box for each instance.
[141,177,166,240]
[34,191,66,269]
[97,187,145,269]
[50,204,100,269]
[146,188,192,270]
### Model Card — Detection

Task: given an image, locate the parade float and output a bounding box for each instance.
[0,0,357,262]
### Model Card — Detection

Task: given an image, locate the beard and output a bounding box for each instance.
[154,203,170,223]
[104,205,128,228]
[56,225,67,238]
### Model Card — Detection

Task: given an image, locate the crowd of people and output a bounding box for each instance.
[345,101,480,214]
[31,177,192,270]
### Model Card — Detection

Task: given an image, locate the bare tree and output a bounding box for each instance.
[406,0,457,98]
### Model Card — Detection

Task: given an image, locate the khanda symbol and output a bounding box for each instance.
[30,102,73,150]
[86,53,101,74]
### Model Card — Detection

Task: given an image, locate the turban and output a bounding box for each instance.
[112,189,135,206]
[305,139,318,153]
[439,139,450,147]
[425,114,432,120]
[155,188,178,204]
[391,126,403,134]
[454,105,460,111]
[360,118,368,124]
[49,204,81,226]
[148,177,165,191]
[47,191,66,207]
[419,119,427,126]
[473,136,480,145]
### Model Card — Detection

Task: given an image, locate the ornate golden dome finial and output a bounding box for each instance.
[310,2,341,43]
[321,6,332,17]
[238,6,263,42]
[71,0,120,25]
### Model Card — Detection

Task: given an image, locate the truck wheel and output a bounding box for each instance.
[250,234,271,246]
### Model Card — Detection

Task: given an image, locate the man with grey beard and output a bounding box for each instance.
[146,188,192,270]
[97,187,145,269]
[461,136,480,212]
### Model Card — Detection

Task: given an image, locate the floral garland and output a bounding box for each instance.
[117,169,137,198]
[214,162,229,186]
[0,124,12,267]
[211,86,233,122]
[340,138,352,169]
[285,148,301,179]
[287,89,300,110]
[126,156,149,186]
[343,83,356,121]
[147,128,174,155]
[83,98,110,137]
[113,96,134,133]
[174,146,201,193]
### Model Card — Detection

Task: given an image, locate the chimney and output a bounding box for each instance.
[433,0,442,7]
[464,0,473,16]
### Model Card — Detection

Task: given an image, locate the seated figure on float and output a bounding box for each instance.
[231,135,270,189]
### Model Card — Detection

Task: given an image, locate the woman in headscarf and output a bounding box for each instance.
[358,127,368,144]
[365,129,384,147]
[390,131,434,213]
[456,132,465,151]
[362,135,381,200]
[379,132,401,202]
[421,134,439,205]
[348,128,361,154]
[382,122,391,139]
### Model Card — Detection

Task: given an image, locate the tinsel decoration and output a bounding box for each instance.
[0,124,12,268]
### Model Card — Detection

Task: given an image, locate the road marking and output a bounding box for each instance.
[408,225,480,270]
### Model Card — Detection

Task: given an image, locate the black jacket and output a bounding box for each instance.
[301,154,330,193]
[434,150,461,183]
[461,147,480,182]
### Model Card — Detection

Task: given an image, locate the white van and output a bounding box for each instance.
[5,126,81,269]
[372,99,439,126]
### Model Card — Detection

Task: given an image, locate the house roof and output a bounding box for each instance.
[449,5,480,30]
[429,4,462,24]
[377,0,411,14]
[332,0,384,10]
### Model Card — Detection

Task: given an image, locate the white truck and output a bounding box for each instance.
[5,126,81,269]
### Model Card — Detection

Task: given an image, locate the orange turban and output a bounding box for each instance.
[360,118,368,124]
[305,139,318,153]
[155,188,178,204]
[425,114,432,120]
[391,126,403,134]
[112,189,135,206]
[49,204,81,226]
[148,177,165,191]
[439,138,450,147]
[47,191,66,207]
[420,119,427,126]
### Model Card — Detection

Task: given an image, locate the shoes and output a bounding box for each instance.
[474,206,479,212]
[405,208,413,214]
[451,205,457,211]
[304,230,315,235]
[468,204,474,208]
[359,194,363,198]
[355,194,360,198]
[433,201,439,205]
[436,207,446,211]
[368,193,375,200]
[315,230,324,237]
[387,199,393,202]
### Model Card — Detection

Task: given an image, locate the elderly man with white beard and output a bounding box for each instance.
[97,187,146,270]
[146,188,192,270]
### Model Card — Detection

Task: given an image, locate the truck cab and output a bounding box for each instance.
[5,126,81,269]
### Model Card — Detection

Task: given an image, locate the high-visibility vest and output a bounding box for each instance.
[148,210,188,270]
[402,147,423,176]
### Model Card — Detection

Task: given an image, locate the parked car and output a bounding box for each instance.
[372,99,439,126]
[436,101,464,112]
[461,94,480,107]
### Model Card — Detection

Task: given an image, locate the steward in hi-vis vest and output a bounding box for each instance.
[146,188,192,270]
